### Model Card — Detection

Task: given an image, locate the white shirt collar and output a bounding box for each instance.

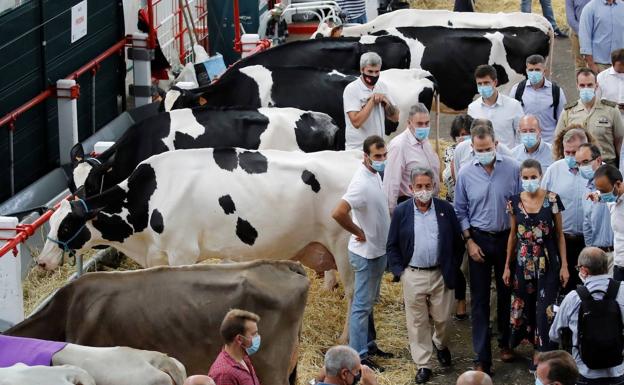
[479,92,503,107]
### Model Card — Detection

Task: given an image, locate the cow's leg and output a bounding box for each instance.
[330,238,353,345]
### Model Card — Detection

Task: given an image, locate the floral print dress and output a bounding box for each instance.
[509,192,565,351]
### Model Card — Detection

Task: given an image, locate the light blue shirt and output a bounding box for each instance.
[550,275,624,379]
[566,0,592,33]
[454,155,521,232]
[541,159,587,235]
[411,200,439,267]
[583,178,615,247]
[509,79,567,142]
[579,0,624,64]
[511,140,555,171]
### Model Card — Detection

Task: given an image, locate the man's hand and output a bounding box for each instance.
[467,239,485,263]
[355,227,366,242]
[361,365,378,385]
[371,93,385,104]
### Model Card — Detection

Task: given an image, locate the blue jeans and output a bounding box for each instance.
[520,0,559,30]
[348,251,387,358]
[349,13,367,24]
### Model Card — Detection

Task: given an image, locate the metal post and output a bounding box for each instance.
[0,216,24,328]
[8,129,14,196]
[76,254,83,276]
[91,72,96,134]
[128,33,154,108]
[56,79,80,165]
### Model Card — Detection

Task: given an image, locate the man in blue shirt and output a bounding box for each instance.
[512,115,555,170]
[579,0,624,74]
[316,345,379,385]
[510,55,566,142]
[566,0,592,69]
[542,127,590,292]
[576,143,615,274]
[454,119,521,375]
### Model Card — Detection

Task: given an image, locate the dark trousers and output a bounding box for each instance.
[469,229,512,366]
[563,234,586,294]
[454,0,474,11]
[455,267,466,301]
[614,265,624,282]
[577,374,624,385]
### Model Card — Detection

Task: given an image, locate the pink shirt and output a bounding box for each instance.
[208,349,261,385]
[383,129,440,212]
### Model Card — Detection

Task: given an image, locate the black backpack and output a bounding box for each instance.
[576,279,624,370]
[514,79,561,120]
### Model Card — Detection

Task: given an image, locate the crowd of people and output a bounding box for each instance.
[328,41,624,385]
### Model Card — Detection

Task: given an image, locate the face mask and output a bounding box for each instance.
[579,271,587,284]
[461,135,472,143]
[476,150,495,166]
[362,74,379,86]
[579,164,595,180]
[579,87,595,103]
[522,179,540,193]
[244,334,261,355]
[600,187,619,203]
[413,126,430,141]
[477,85,494,99]
[414,189,433,203]
[351,371,361,385]
[370,160,385,173]
[565,155,577,169]
[521,132,538,148]
[527,70,544,85]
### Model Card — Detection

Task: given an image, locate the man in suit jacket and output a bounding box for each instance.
[387,167,465,384]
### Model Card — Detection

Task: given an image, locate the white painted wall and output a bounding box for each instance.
[0,216,24,327]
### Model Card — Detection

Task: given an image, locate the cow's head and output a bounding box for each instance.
[69,143,112,198]
[37,199,96,270]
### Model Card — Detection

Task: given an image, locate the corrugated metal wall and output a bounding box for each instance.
[0,0,125,202]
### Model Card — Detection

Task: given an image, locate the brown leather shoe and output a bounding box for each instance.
[500,347,516,363]
[474,362,493,376]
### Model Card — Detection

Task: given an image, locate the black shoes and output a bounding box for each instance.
[369,346,395,359]
[436,346,452,367]
[554,28,568,38]
[361,357,385,372]
[416,368,432,383]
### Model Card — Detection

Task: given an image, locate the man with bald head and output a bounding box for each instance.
[456,370,493,385]
[511,115,554,170]
[184,376,216,385]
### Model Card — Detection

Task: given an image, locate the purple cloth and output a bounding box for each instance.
[0,335,67,367]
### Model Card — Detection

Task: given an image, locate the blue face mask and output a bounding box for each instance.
[600,187,619,203]
[371,160,385,173]
[565,155,577,169]
[476,150,496,166]
[477,85,495,99]
[579,164,595,180]
[535,378,545,385]
[461,135,472,143]
[245,334,261,355]
[413,127,430,141]
[527,70,543,85]
[521,132,539,148]
[579,87,595,103]
[522,179,540,193]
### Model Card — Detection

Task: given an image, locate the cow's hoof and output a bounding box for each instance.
[321,270,339,291]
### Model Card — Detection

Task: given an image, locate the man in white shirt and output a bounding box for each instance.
[511,115,554,170]
[594,164,624,282]
[331,135,392,371]
[467,65,524,148]
[343,52,399,150]
[597,49,624,119]
[383,103,440,214]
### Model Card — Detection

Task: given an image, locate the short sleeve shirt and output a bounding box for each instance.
[208,349,261,385]
[342,164,391,259]
[343,77,394,150]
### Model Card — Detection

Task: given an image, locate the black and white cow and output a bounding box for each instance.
[70,106,339,198]
[193,66,436,147]
[315,10,552,110]
[230,35,411,73]
[38,148,362,341]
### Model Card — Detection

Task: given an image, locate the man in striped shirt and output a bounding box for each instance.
[337,0,368,23]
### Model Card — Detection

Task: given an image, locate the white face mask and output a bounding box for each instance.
[414,189,433,203]
[579,271,587,284]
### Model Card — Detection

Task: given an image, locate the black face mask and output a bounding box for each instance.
[351,371,361,385]
[362,74,379,86]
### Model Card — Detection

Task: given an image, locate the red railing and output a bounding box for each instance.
[0,37,128,259]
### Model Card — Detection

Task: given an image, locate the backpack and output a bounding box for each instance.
[576,279,624,370]
[514,79,561,121]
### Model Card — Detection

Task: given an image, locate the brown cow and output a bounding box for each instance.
[5,260,309,385]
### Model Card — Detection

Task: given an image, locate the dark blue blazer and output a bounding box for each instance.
[387,197,465,289]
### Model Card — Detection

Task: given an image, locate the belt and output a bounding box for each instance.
[471,227,508,238]
[408,265,439,271]
[598,246,614,252]
[564,233,583,241]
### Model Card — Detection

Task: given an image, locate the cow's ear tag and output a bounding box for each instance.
[70,143,85,167]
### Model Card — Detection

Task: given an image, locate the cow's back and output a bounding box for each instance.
[5,261,310,385]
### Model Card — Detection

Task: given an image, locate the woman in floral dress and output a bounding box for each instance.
[502,159,569,363]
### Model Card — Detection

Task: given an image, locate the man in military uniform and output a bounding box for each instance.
[556,67,624,167]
